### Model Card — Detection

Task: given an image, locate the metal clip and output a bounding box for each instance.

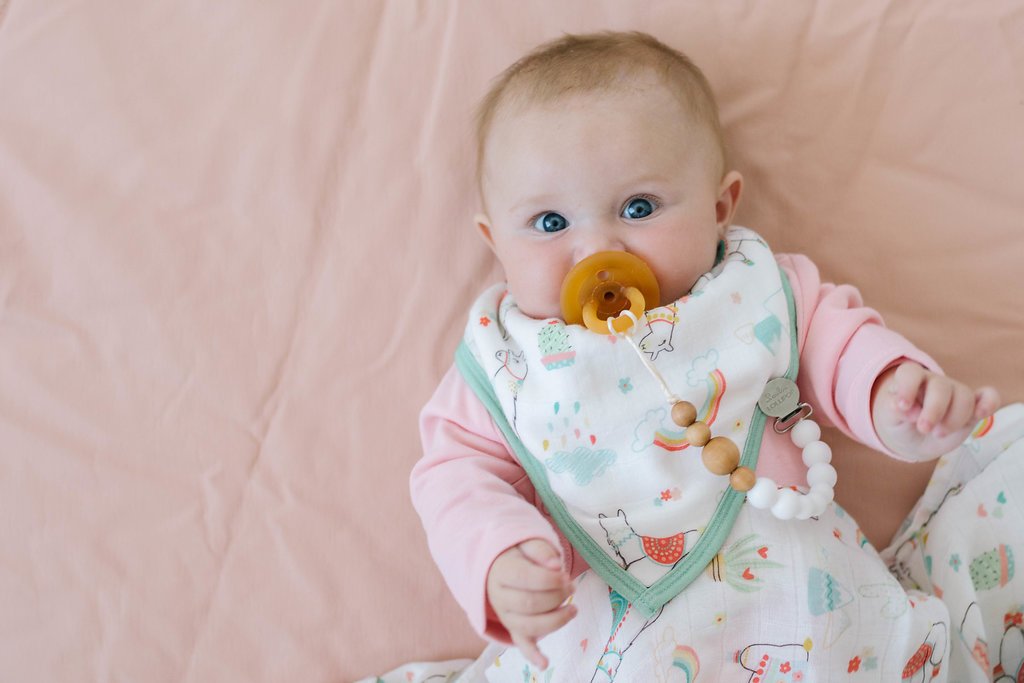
[773,403,814,434]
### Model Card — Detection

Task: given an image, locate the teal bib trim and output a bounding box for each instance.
[455,268,800,616]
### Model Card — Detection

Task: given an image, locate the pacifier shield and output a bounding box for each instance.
[560,251,660,334]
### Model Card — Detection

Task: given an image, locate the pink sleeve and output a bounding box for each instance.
[410,365,585,643]
[777,253,942,460]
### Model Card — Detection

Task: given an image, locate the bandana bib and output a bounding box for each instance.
[456,226,799,615]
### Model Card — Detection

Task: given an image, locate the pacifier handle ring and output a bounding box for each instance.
[582,286,646,335]
[607,309,639,336]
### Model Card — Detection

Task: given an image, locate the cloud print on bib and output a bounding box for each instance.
[546,446,617,485]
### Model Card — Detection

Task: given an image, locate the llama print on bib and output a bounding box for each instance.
[638,303,679,362]
[598,509,697,573]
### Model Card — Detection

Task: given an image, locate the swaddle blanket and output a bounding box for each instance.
[426,223,1024,681]
[367,403,1024,682]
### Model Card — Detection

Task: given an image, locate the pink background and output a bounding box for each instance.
[0,1,1021,680]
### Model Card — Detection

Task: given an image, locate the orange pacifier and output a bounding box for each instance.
[560,251,660,335]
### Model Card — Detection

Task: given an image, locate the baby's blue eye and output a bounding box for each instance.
[622,197,656,219]
[533,212,569,233]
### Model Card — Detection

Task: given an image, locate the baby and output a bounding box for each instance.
[412,31,1018,681]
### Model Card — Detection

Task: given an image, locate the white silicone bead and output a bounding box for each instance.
[806,463,838,488]
[801,441,832,467]
[746,477,779,509]
[808,486,835,507]
[771,488,801,520]
[790,419,821,448]
[795,494,817,520]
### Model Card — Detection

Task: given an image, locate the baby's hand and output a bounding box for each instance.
[872,362,1001,459]
[486,539,576,670]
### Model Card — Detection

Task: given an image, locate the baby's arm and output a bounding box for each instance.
[870,362,1000,459]
[411,365,577,653]
[779,253,999,461]
[778,253,940,459]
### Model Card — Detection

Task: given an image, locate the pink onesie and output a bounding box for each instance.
[410,252,939,644]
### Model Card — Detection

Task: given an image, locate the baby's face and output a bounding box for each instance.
[477,82,740,321]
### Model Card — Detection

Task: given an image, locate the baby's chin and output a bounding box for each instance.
[502,287,563,321]
[514,299,563,322]
[658,283,695,307]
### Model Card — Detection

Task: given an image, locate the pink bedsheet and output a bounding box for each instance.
[0,1,1020,680]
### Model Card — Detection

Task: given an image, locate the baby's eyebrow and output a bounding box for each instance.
[617,173,670,190]
[509,194,560,213]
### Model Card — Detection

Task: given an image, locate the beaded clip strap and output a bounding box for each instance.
[610,311,836,521]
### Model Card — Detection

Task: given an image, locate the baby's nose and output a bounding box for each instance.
[572,227,625,263]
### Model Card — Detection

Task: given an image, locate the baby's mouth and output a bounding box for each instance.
[560,251,660,335]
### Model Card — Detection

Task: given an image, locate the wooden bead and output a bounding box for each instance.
[670,401,697,427]
[729,466,757,492]
[685,421,711,447]
[701,436,740,475]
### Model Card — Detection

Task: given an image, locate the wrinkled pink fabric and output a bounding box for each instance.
[411,253,939,643]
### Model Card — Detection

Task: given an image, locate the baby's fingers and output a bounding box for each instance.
[511,633,549,671]
[503,603,578,643]
[490,585,571,616]
[892,362,926,413]
[506,604,578,669]
[973,387,1001,420]
[496,557,569,593]
[518,539,563,571]
[936,385,976,437]
[916,376,953,434]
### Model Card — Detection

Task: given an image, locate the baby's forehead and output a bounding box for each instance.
[483,87,718,171]
[477,73,726,191]
[479,90,723,199]
[488,80,694,139]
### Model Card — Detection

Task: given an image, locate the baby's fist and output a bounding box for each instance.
[872,362,1000,459]
[486,539,576,670]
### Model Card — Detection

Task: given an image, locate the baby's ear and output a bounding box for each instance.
[715,170,744,231]
[475,213,495,250]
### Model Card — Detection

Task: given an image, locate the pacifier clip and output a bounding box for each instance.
[560,249,837,520]
[609,308,837,521]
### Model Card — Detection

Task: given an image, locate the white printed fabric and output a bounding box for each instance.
[370,404,1024,682]
[442,224,1024,680]
[463,226,792,592]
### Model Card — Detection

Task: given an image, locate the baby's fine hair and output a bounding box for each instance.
[475,31,726,180]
